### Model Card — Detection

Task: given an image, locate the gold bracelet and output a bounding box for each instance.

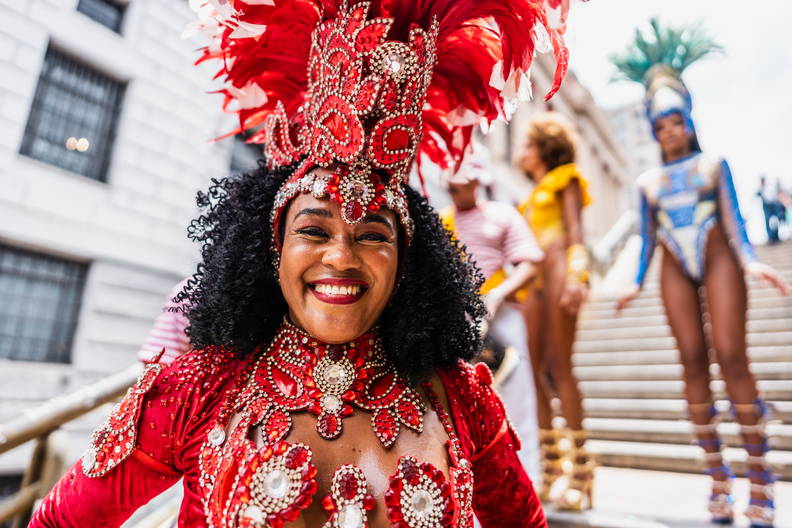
[566,244,590,284]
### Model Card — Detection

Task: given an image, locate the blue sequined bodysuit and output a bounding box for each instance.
[634,152,757,285]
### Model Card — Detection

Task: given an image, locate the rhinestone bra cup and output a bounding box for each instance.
[199,322,474,527]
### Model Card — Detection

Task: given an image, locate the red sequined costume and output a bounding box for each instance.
[31,0,572,525]
[30,323,544,527]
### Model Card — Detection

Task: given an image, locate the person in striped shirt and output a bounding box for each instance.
[137,279,191,365]
[442,153,544,484]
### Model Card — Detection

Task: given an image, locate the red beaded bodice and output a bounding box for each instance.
[198,322,473,528]
[30,326,545,528]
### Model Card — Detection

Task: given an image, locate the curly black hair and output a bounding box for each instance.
[176,160,486,382]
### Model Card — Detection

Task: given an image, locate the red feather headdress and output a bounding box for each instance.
[189,0,570,242]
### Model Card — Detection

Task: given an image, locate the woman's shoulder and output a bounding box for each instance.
[694,151,728,177]
[535,164,592,206]
[143,347,249,405]
[82,347,250,477]
[438,361,521,456]
[438,361,505,421]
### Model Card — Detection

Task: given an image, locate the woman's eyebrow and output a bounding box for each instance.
[295,208,333,219]
[362,213,394,229]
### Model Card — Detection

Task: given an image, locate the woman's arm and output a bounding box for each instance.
[471,417,546,528]
[29,361,183,527]
[634,188,658,288]
[441,363,546,527]
[559,179,589,315]
[560,179,585,249]
[30,456,180,527]
[616,189,657,313]
[717,160,790,295]
[716,159,757,267]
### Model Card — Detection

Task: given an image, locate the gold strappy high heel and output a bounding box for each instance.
[555,429,594,511]
[538,429,564,502]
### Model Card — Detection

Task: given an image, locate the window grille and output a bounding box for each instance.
[20,46,125,183]
[76,0,125,33]
[0,244,88,364]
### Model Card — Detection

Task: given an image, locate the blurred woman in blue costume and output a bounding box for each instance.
[614,19,790,528]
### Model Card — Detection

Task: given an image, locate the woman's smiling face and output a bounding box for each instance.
[278,184,400,343]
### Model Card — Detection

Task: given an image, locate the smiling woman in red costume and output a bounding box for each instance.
[30,1,571,526]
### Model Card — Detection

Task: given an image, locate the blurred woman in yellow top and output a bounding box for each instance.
[517,112,593,511]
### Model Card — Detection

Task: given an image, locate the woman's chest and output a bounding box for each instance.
[196,333,473,527]
[198,401,472,528]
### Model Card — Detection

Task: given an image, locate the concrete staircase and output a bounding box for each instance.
[577,242,792,480]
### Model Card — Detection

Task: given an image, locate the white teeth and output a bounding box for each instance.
[314,284,362,296]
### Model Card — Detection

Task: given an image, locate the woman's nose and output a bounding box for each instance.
[321,238,362,271]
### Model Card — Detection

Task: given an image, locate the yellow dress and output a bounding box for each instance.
[516,163,591,296]
[518,163,592,250]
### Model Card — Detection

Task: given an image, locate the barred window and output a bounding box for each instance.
[20,46,125,183]
[230,135,262,175]
[76,0,126,33]
[0,244,88,364]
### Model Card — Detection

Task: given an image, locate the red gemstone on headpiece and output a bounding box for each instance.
[344,201,364,222]
[369,371,395,398]
[322,112,349,142]
[384,128,410,151]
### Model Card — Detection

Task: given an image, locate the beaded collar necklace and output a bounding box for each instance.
[226,320,425,448]
[199,321,474,527]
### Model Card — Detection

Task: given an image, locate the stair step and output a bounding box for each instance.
[583,418,792,450]
[579,306,792,330]
[574,346,792,366]
[573,361,792,381]
[587,440,792,479]
[575,332,792,353]
[581,399,792,423]
[578,379,791,400]
[577,317,791,341]
[582,298,792,321]
[610,268,792,293]
[584,293,792,314]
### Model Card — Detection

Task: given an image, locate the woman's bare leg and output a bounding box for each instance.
[660,247,732,518]
[703,230,771,513]
[543,246,584,430]
[525,282,566,500]
[525,287,552,430]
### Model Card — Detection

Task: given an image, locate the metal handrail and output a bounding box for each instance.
[0,363,141,526]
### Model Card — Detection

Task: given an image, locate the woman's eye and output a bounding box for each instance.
[358,232,389,243]
[296,227,328,238]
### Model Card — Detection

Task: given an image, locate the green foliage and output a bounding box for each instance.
[610,17,722,85]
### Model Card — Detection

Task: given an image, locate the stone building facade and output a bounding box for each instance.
[0,0,251,476]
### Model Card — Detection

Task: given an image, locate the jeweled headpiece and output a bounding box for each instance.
[611,17,721,139]
[190,0,570,244]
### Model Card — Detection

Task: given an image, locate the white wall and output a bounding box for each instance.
[0,0,236,473]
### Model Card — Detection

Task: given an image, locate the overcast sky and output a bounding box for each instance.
[563,0,792,240]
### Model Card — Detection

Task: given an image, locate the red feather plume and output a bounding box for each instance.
[188,0,571,173]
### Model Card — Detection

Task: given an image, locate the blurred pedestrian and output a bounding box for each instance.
[137,278,191,364]
[758,175,783,244]
[516,112,593,510]
[613,19,790,527]
[441,149,544,482]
